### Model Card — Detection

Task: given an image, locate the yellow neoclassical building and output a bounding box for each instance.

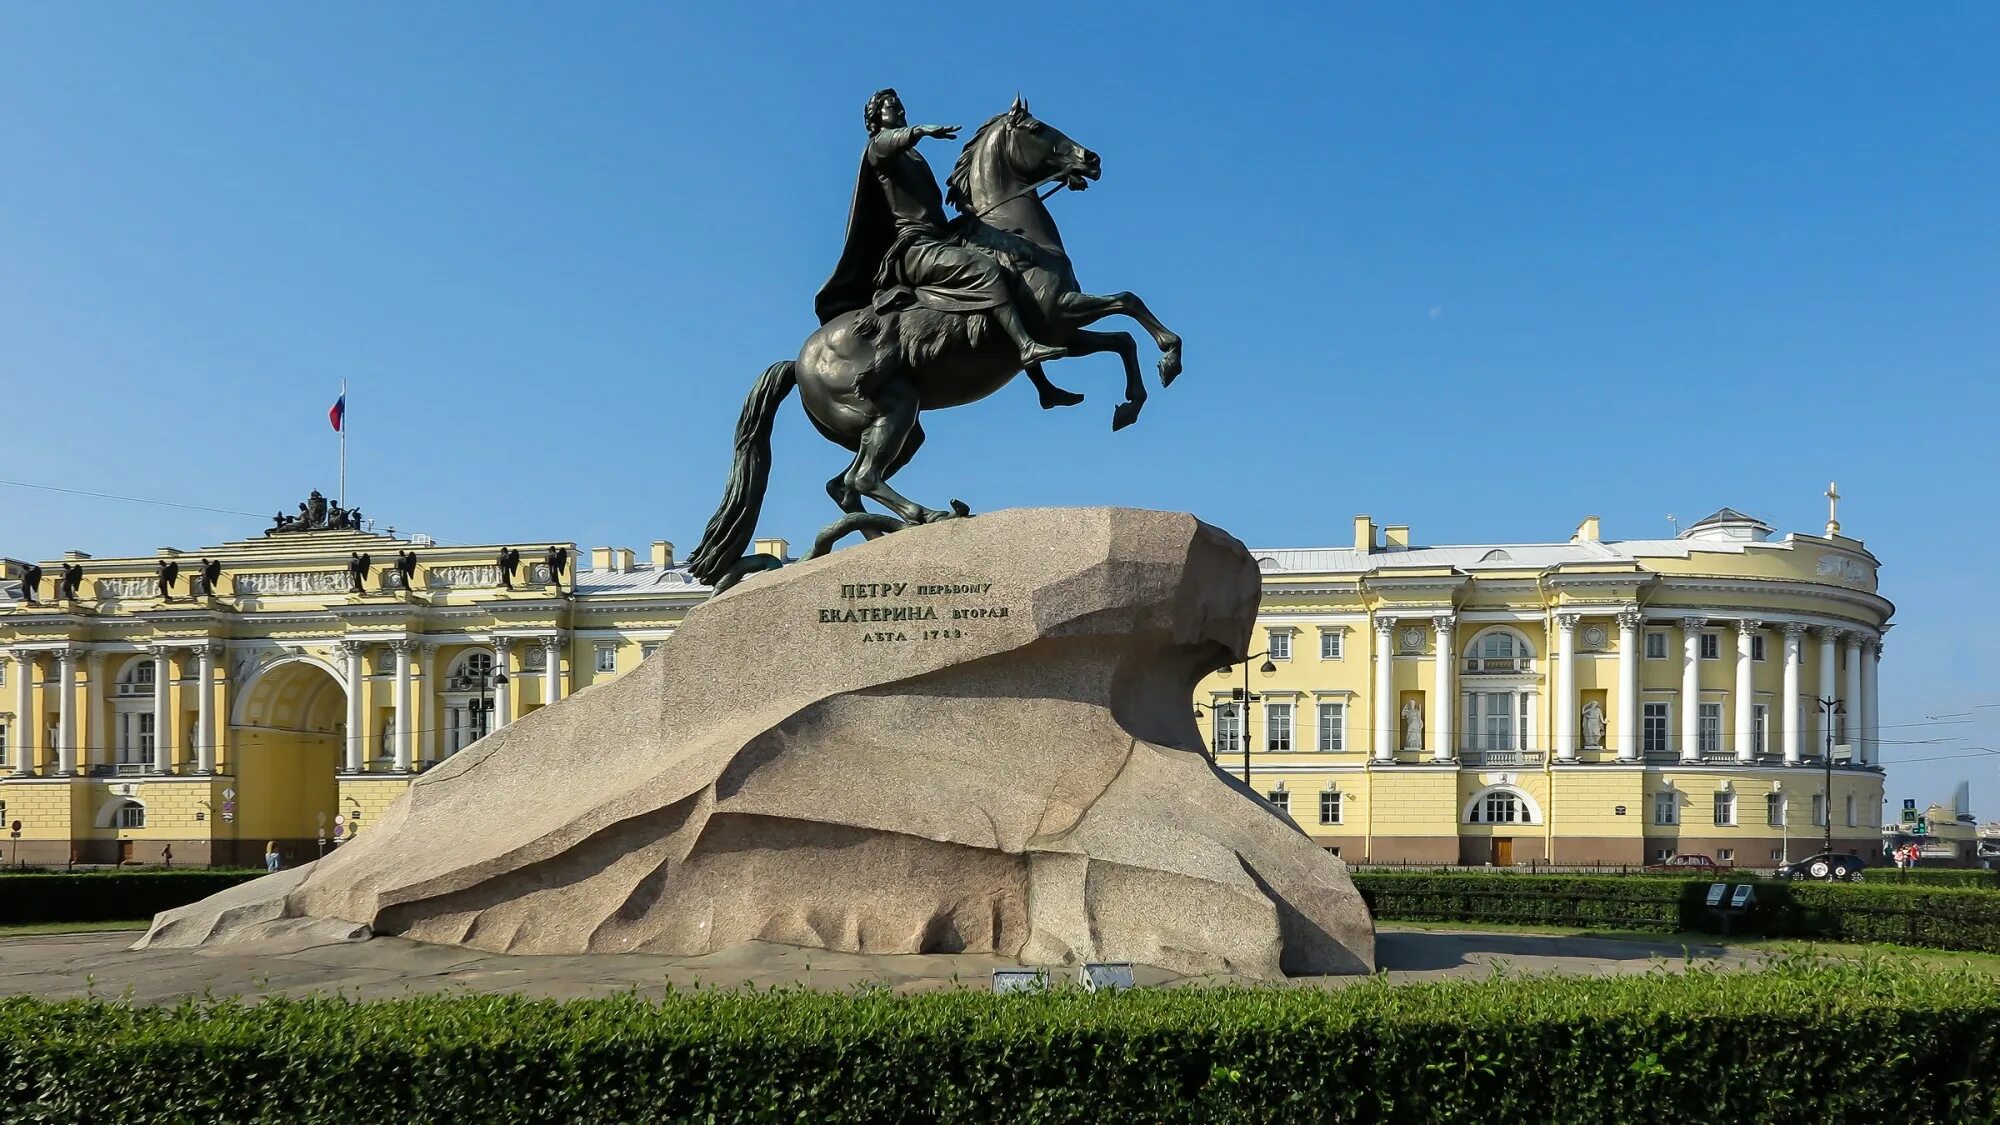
[2,498,1889,869]
[1200,508,1891,867]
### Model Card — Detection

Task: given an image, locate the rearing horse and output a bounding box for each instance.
[687,97,1183,590]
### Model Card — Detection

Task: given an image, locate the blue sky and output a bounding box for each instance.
[3,4,1995,810]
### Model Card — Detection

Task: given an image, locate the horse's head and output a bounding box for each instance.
[947,95,1100,215]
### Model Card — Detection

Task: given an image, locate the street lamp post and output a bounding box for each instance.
[475,664,510,748]
[1212,651,1278,789]
[1815,695,1845,858]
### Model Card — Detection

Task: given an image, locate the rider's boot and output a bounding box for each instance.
[994,303,1067,366]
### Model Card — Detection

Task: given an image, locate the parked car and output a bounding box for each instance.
[1644,853,1733,874]
[1777,852,1867,882]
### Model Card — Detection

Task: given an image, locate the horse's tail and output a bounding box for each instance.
[686,360,797,587]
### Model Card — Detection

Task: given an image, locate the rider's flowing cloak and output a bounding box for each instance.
[814,144,1005,326]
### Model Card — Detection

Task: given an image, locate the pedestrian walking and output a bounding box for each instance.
[264,841,281,873]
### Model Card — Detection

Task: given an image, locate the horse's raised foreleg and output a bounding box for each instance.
[1056,290,1184,386]
[1063,328,1147,431]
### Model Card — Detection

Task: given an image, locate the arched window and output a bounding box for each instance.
[1463,628,1535,674]
[117,659,155,697]
[448,651,494,689]
[116,800,146,829]
[1464,786,1540,824]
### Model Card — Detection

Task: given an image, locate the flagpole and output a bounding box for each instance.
[338,379,347,509]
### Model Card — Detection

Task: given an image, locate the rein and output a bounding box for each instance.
[969,172,1068,220]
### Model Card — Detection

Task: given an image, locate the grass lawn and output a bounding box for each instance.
[1386,918,2000,973]
[0,920,149,937]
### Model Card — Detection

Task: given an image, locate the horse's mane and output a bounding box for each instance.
[944,111,1012,215]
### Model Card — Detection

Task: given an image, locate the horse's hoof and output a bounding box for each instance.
[949,499,973,518]
[1111,401,1142,431]
[1158,351,1183,387]
[1039,389,1085,409]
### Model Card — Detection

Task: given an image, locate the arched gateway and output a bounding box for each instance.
[228,655,344,864]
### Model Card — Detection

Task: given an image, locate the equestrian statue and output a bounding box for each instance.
[687,91,1182,591]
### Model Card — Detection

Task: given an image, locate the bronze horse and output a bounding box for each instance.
[688,98,1181,589]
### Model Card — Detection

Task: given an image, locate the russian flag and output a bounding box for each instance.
[328,393,346,433]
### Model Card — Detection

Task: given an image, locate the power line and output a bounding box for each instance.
[0,478,267,520]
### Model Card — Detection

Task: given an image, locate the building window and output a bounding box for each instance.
[1265,788,1289,814]
[594,646,616,673]
[1319,630,1343,660]
[1267,629,1292,661]
[117,712,155,767]
[116,801,146,829]
[1771,848,1784,862]
[1316,701,1345,752]
[1713,790,1736,826]
[1465,691,1530,754]
[1845,794,1857,827]
[1717,848,1734,864]
[118,659,156,697]
[1655,848,1675,862]
[1326,845,1342,857]
[1698,703,1722,755]
[1811,794,1828,827]
[1319,790,1342,825]
[1642,703,1670,756]
[1213,704,1240,755]
[1653,791,1678,825]
[1464,630,1531,674]
[1265,702,1293,752]
[1645,631,1668,660]
[1751,635,1767,662]
[1752,705,1769,758]
[1699,633,1720,660]
[640,642,661,658]
[1766,792,1786,827]
[1469,788,1531,824]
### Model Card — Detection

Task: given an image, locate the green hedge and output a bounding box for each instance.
[2,960,1997,1122]
[1355,871,2000,953]
[0,871,265,924]
[1884,867,1999,889]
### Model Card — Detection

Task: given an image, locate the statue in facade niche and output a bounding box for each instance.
[1581,701,1606,750]
[156,559,180,600]
[1401,700,1424,751]
[496,547,521,589]
[58,563,84,601]
[686,91,1183,591]
[347,552,371,594]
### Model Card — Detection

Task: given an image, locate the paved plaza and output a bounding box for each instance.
[0,928,1763,1004]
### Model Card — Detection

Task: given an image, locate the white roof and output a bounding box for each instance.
[1248,535,1782,576]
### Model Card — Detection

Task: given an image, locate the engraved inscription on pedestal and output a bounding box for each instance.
[816,580,1013,644]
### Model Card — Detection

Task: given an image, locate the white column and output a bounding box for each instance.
[195,644,217,774]
[1861,638,1881,767]
[1430,615,1455,762]
[543,635,562,707]
[1815,626,1840,756]
[149,646,172,773]
[1553,613,1579,762]
[54,647,76,775]
[393,640,414,771]
[1616,609,1641,762]
[419,643,439,767]
[1733,621,1759,763]
[341,642,364,773]
[86,652,108,771]
[11,652,32,775]
[1679,617,1705,763]
[493,638,514,729]
[1781,624,1806,765]
[1372,617,1395,763]
[1842,634,1863,759]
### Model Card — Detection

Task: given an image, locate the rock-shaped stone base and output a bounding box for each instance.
[141,509,1374,978]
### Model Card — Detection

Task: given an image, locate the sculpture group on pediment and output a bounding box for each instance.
[266,490,367,534]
